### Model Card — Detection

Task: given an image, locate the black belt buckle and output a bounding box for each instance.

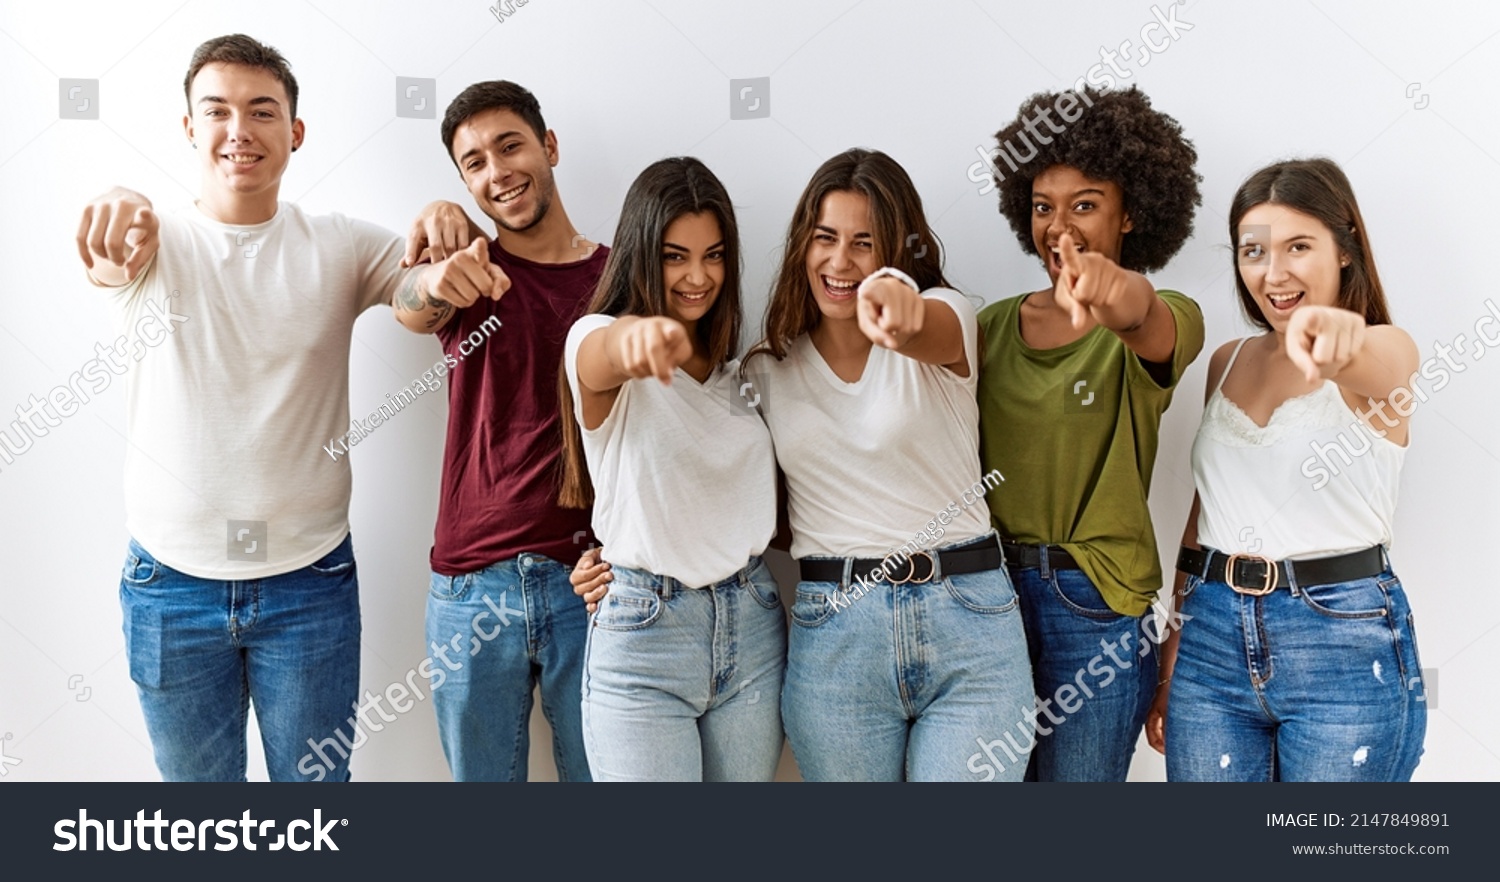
[1224,553,1277,596]
[884,550,936,585]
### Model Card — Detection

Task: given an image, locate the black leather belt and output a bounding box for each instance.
[1001,541,1079,570]
[1176,545,1386,596]
[800,535,1003,585]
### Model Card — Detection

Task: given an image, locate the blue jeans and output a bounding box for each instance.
[1166,566,1427,781]
[782,533,1034,781]
[119,534,360,782]
[581,557,786,781]
[426,553,591,782]
[1010,560,1158,781]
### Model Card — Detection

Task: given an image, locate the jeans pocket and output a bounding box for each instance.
[1049,569,1122,620]
[942,568,1019,614]
[743,565,782,611]
[1296,576,1390,619]
[1181,573,1202,600]
[309,539,356,576]
[789,585,833,628]
[121,543,159,586]
[429,572,470,602]
[592,582,662,632]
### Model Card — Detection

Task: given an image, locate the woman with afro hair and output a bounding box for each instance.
[974,85,1204,781]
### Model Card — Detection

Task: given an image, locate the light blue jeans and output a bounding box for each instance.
[782,533,1034,781]
[426,553,592,782]
[1166,565,1427,781]
[581,556,786,782]
[120,534,360,782]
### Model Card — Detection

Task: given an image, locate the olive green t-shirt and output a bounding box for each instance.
[977,290,1204,617]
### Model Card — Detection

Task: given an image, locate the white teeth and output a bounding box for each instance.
[822,275,856,292]
[496,184,527,203]
[676,291,708,302]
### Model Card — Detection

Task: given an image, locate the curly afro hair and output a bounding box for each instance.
[989,86,1200,274]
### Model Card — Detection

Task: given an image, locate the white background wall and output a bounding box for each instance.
[1,0,1495,782]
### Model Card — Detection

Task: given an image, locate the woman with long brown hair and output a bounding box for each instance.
[748,148,1032,781]
[558,156,783,781]
[1148,158,1427,780]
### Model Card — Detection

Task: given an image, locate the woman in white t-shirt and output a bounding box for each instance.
[746,148,1032,781]
[557,157,782,781]
[1147,158,1427,781]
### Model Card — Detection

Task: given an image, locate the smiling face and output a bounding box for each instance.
[450,107,558,232]
[660,211,724,328]
[184,62,302,214]
[1030,164,1132,283]
[1236,203,1347,333]
[804,190,877,321]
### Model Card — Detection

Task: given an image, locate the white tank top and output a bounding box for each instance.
[1192,337,1406,561]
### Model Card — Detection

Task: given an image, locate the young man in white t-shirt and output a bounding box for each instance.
[76,34,468,782]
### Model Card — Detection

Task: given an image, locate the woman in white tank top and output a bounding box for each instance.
[1145,158,1427,781]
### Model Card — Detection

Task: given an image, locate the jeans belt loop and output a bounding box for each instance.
[1038,543,1052,581]
[840,556,854,590]
[660,573,674,601]
[1284,558,1300,596]
[929,546,945,582]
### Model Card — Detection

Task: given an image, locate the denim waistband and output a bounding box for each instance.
[608,555,765,598]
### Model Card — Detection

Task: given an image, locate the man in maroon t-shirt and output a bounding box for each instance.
[393,81,606,781]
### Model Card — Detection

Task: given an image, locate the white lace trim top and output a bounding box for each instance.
[1192,337,1406,562]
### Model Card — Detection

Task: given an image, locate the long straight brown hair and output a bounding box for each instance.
[557,157,743,509]
[746,148,950,363]
[1230,157,1392,331]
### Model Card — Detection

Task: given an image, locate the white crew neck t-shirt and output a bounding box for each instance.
[110,201,404,579]
[756,288,991,560]
[565,314,776,588]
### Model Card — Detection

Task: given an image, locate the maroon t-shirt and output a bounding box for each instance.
[430,240,608,575]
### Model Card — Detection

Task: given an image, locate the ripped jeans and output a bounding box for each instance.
[1165,567,1427,781]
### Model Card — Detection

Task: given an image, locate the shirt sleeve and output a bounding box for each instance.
[921,287,981,387]
[344,215,406,313]
[1127,289,1205,393]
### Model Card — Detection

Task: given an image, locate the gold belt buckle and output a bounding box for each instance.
[1224,553,1276,596]
[888,550,936,585]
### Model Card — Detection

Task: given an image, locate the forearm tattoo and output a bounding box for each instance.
[423,303,454,330]
[395,272,426,312]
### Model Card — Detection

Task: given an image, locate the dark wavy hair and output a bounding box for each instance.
[747,147,950,363]
[558,157,743,509]
[1229,158,1391,331]
[988,86,1200,273]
